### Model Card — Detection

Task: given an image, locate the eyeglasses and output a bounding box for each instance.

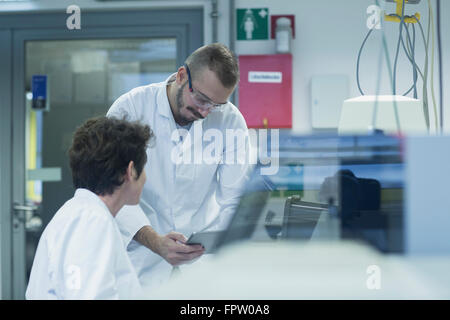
[184,64,228,110]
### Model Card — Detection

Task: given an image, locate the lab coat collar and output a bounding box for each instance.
[74,188,112,215]
[157,73,176,120]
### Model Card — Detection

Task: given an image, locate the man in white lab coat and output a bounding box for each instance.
[107,43,251,290]
[26,117,160,299]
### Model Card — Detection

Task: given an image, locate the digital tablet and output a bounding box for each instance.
[186,230,225,254]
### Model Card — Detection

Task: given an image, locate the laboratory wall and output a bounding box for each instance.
[1,0,448,133]
[233,0,450,133]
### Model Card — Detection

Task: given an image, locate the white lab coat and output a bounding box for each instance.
[26,189,142,300]
[107,74,251,290]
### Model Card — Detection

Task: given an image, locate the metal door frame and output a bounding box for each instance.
[0,29,13,301]
[1,8,203,300]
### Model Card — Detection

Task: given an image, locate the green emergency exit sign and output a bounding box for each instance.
[237,8,269,40]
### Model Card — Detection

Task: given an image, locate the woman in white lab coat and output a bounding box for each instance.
[26,117,153,299]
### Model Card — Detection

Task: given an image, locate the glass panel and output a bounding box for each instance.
[220,134,404,253]
[24,38,177,277]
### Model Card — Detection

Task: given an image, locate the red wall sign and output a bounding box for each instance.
[238,54,292,128]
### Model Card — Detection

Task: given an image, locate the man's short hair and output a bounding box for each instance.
[184,43,239,89]
[68,117,153,195]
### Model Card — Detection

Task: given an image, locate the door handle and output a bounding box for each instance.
[13,204,38,212]
[13,203,42,231]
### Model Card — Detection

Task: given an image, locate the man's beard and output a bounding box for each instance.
[176,82,205,124]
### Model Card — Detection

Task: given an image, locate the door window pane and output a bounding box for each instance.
[24,37,176,276]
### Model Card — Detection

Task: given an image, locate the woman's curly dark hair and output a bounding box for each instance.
[68,116,154,195]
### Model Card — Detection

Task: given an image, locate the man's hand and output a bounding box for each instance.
[134,226,204,266]
[156,232,204,266]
